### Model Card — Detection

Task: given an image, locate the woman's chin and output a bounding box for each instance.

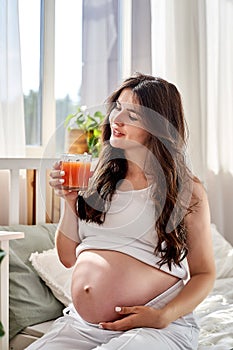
[110,137,124,149]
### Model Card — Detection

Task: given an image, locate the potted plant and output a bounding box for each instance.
[0,249,6,337]
[64,106,105,157]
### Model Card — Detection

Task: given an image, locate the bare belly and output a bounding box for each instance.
[71,250,179,323]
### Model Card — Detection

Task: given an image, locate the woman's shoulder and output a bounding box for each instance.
[185,176,210,226]
[191,176,208,203]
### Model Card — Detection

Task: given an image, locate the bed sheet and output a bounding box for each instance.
[196,277,233,349]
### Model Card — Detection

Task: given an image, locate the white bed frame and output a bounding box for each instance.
[0,158,57,350]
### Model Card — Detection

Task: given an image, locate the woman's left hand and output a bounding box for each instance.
[99,306,169,331]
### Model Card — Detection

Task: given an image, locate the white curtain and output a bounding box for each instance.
[151,0,233,244]
[0,0,26,225]
[81,0,118,108]
[0,0,25,157]
[205,0,233,245]
[131,0,152,75]
[81,0,152,108]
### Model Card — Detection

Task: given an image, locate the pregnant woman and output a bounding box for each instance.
[26,73,215,349]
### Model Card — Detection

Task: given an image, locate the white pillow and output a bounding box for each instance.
[29,248,74,306]
[211,224,233,279]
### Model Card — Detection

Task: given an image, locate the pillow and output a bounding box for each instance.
[0,223,64,339]
[29,248,74,306]
[211,223,233,279]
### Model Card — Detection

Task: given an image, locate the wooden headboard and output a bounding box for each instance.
[0,158,60,225]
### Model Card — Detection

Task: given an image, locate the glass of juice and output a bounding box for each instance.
[61,153,92,190]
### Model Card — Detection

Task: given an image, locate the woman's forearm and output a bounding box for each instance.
[56,199,79,267]
[57,199,80,242]
[162,272,215,324]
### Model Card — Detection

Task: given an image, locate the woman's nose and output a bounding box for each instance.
[110,110,125,125]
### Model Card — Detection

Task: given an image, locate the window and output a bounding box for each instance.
[19,0,83,156]
[55,0,82,155]
[19,0,41,146]
[18,1,150,157]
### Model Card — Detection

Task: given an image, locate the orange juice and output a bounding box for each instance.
[61,154,92,190]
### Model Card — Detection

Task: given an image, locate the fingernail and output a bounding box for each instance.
[115,306,121,312]
[98,323,103,329]
[60,170,65,176]
[59,179,64,183]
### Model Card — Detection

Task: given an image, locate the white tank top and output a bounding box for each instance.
[76,186,189,280]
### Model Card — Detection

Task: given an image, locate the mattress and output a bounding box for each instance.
[196,277,233,349]
[9,320,55,350]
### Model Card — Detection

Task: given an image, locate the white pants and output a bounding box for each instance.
[25,280,199,350]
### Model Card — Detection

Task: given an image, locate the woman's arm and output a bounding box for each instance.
[49,161,80,268]
[56,199,80,268]
[161,180,216,324]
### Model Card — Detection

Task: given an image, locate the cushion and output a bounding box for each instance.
[29,248,73,306]
[211,224,233,279]
[0,223,64,339]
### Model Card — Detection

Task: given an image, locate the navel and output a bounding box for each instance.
[84,285,91,293]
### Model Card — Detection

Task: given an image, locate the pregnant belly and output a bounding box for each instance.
[71,250,179,323]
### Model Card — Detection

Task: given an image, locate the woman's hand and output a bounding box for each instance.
[49,161,78,203]
[50,161,79,266]
[99,305,169,331]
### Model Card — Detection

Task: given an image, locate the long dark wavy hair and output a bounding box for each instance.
[78,72,198,269]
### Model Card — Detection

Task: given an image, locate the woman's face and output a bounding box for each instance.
[109,88,148,150]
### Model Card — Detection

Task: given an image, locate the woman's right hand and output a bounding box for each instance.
[49,161,78,203]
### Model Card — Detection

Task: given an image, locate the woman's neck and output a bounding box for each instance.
[118,161,149,191]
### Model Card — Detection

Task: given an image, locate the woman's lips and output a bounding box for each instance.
[112,128,124,137]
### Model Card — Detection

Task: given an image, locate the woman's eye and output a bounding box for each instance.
[110,102,121,116]
[129,113,139,121]
[114,101,121,111]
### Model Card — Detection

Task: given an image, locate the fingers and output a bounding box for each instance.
[50,169,65,179]
[98,306,140,331]
[99,314,138,331]
[49,169,64,190]
[49,178,73,198]
[52,187,79,201]
[49,161,65,191]
[99,319,129,331]
[49,162,66,196]
[48,160,79,202]
[115,306,141,315]
[49,178,64,188]
[52,160,62,170]
[98,305,157,331]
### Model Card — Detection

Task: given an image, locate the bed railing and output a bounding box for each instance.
[0,158,59,225]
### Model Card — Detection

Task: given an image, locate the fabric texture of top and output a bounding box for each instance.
[76,186,189,280]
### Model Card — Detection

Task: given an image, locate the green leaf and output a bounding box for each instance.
[64,106,84,128]
[93,129,101,137]
[64,113,75,128]
[94,111,105,120]
[86,121,98,131]
[0,321,4,337]
[0,249,5,264]
[75,113,85,122]
[75,116,86,130]
[0,249,5,337]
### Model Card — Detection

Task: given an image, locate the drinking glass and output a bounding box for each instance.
[61,153,92,190]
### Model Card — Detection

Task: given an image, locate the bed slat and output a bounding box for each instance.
[9,169,20,224]
[0,158,59,225]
